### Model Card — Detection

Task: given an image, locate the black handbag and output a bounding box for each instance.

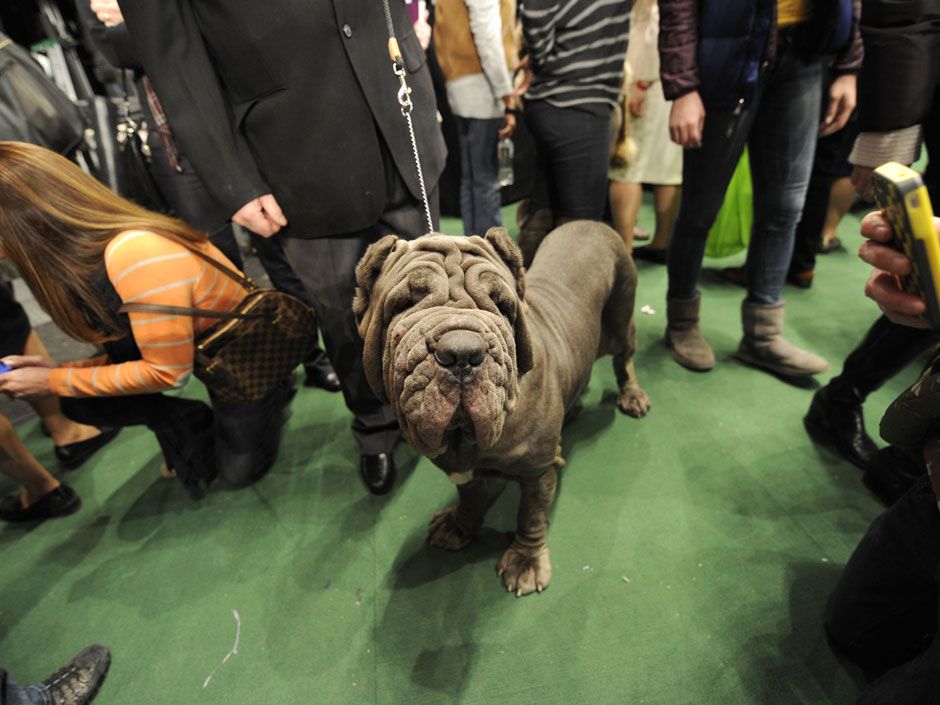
[113,71,168,212]
[0,34,85,154]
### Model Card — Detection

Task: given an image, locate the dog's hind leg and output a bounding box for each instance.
[428,476,508,551]
[497,467,557,596]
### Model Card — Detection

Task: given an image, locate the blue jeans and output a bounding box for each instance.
[456,116,503,235]
[0,668,48,705]
[667,30,823,304]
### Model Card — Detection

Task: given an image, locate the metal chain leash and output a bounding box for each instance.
[380,0,434,234]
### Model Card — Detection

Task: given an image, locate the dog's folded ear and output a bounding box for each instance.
[354,234,401,403]
[354,234,400,328]
[484,227,534,376]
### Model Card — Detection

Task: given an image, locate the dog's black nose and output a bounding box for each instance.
[434,330,486,373]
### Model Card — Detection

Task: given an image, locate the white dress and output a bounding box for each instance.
[614,0,682,186]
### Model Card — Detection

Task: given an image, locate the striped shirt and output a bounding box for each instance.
[48,231,245,398]
[521,0,631,109]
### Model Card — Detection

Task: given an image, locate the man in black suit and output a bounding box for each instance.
[117,0,446,495]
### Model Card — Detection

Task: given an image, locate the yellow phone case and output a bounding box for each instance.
[872,162,940,329]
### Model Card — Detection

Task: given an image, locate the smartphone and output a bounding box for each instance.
[0,363,11,374]
[872,162,940,329]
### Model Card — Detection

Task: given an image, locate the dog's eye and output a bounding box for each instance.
[491,293,516,322]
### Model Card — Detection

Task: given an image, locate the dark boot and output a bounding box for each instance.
[805,316,939,468]
[804,386,879,469]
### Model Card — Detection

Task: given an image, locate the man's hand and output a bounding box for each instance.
[859,210,936,328]
[499,96,516,139]
[89,0,124,26]
[513,56,533,97]
[232,194,288,238]
[0,367,52,398]
[2,355,56,369]
[820,73,856,137]
[851,165,875,200]
[669,90,705,148]
[499,112,516,139]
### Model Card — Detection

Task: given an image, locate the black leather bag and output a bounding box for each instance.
[0,34,85,154]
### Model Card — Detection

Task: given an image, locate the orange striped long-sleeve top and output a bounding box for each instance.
[48,231,246,398]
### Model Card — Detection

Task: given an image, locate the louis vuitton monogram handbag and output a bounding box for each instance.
[120,238,317,404]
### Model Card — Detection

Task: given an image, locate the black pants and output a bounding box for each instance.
[280,145,438,455]
[825,476,940,702]
[58,310,292,493]
[524,100,612,221]
[61,380,292,494]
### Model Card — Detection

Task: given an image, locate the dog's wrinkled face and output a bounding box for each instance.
[355,229,533,459]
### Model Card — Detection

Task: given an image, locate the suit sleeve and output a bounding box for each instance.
[116,0,270,215]
[658,0,699,100]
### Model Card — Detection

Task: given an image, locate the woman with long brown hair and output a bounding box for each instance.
[0,141,294,506]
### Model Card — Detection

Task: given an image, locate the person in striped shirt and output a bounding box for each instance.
[0,142,294,494]
[517,0,631,257]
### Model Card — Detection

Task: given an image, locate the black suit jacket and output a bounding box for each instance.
[118,0,446,238]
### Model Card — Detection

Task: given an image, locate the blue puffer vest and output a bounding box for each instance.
[697,0,853,110]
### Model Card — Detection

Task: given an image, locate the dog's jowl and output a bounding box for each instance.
[354,221,650,596]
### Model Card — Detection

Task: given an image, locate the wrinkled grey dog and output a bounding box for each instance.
[354,221,650,596]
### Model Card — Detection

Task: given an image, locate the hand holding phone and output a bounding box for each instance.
[871,162,940,329]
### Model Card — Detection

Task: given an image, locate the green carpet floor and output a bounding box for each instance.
[0,200,918,704]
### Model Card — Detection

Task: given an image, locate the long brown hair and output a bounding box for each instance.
[0,141,209,343]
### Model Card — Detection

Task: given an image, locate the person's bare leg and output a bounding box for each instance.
[649,185,680,251]
[0,413,59,508]
[821,177,855,247]
[609,181,643,252]
[21,331,100,446]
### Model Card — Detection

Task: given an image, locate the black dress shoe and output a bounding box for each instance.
[55,427,121,469]
[304,365,342,392]
[41,644,111,705]
[804,387,879,469]
[360,453,396,495]
[0,484,81,523]
[863,445,926,505]
[632,246,668,265]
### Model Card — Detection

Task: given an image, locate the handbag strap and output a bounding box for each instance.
[115,233,258,318]
[156,231,256,291]
[118,301,262,320]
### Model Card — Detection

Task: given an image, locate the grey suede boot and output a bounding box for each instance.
[665,295,715,371]
[736,300,829,376]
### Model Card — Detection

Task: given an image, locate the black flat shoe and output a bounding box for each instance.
[55,427,121,470]
[632,246,668,265]
[804,387,879,470]
[0,484,81,523]
[304,365,342,393]
[41,644,111,705]
[360,453,396,495]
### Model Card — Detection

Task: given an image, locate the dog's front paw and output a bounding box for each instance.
[427,507,477,551]
[497,544,552,596]
[617,386,651,418]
